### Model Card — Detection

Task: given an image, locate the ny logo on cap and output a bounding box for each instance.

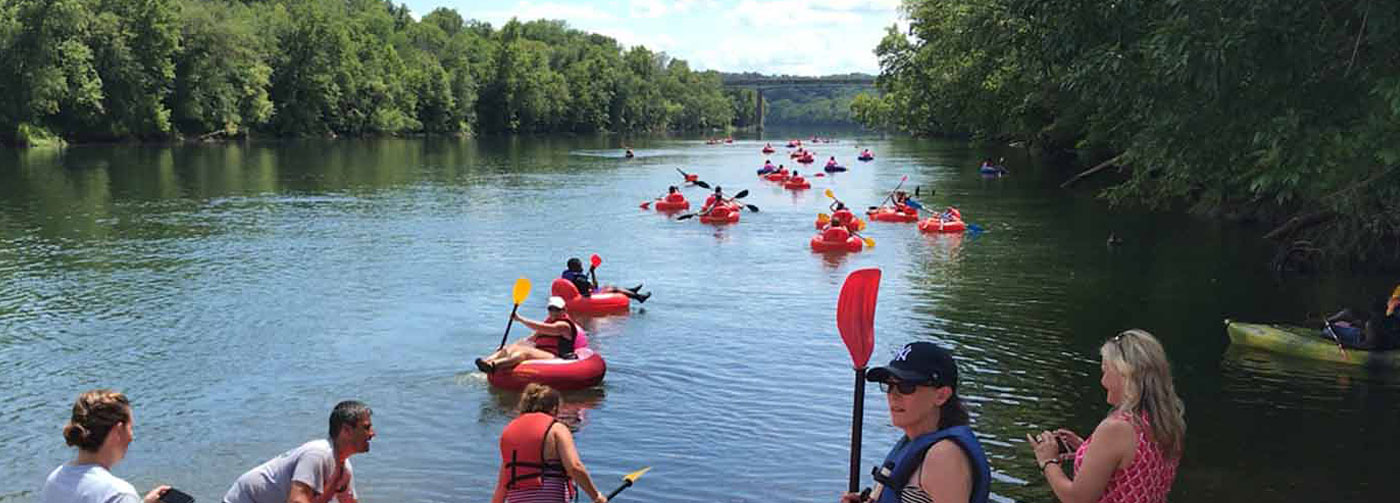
[895,345,913,361]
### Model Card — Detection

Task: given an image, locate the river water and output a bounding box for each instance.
[1,134,1394,503]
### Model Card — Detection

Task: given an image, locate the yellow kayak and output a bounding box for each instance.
[1224,320,1400,368]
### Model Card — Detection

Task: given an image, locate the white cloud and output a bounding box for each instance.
[630,0,669,18]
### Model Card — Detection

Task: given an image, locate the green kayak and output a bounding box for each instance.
[1224,320,1400,368]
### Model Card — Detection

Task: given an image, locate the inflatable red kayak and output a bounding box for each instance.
[652,193,689,212]
[487,347,606,391]
[783,177,811,189]
[810,226,863,252]
[551,278,630,315]
[699,204,741,224]
[868,206,919,223]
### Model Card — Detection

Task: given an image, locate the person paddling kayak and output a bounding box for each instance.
[1325,284,1400,349]
[476,297,581,373]
[841,342,991,503]
[492,384,608,503]
[562,258,650,303]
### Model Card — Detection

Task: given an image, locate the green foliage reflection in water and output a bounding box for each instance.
[854,0,1400,264]
[0,0,745,143]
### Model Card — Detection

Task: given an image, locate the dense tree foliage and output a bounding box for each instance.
[855,0,1400,264]
[0,0,743,144]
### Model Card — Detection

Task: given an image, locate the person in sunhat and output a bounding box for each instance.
[475,296,583,373]
[840,342,991,503]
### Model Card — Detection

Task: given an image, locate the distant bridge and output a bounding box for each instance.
[721,76,877,130]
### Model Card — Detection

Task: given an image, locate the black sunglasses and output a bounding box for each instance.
[878,380,929,395]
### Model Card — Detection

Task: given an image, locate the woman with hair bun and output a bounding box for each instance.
[41,389,170,503]
[492,384,607,503]
[1028,329,1186,503]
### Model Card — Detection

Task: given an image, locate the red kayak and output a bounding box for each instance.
[487,347,606,391]
[918,207,967,233]
[652,193,689,212]
[551,278,630,315]
[783,177,811,189]
[699,203,741,224]
[810,226,863,253]
[867,205,919,223]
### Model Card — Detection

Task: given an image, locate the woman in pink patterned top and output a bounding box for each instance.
[1027,329,1186,503]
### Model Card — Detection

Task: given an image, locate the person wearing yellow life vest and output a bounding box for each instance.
[492,384,606,503]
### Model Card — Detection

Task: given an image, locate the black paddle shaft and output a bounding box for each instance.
[849,367,867,493]
[497,304,521,350]
[606,480,633,500]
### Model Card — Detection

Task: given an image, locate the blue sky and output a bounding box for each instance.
[397,0,905,76]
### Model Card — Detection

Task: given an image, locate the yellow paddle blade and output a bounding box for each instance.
[817,213,831,223]
[511,278,532,304]
[623,467,652,483]
[824,189,835,199]
[863,236,876,248]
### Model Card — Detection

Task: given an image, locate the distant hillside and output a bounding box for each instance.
[720,73,876,126]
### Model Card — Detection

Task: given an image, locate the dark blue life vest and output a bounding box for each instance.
[560,269,594,297]
[871,425,990,503]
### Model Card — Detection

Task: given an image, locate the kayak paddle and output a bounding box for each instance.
[837,268,882,493]
[497,278,532,350]
[878,175,909,207]
[1322,320,1352,361]
[589,254,602,287]
[604,467,652,501]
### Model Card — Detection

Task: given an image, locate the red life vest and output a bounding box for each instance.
[532,314,578,358]
[832,209,856,226]
[499,412,573,496]
[823,226,851,242]
[664,192,684,203]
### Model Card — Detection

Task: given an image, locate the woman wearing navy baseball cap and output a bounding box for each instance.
[842,342,991,503]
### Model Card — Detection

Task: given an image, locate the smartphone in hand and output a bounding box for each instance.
[159,488,195,503]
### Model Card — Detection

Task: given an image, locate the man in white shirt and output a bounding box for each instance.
[222,401,375,503]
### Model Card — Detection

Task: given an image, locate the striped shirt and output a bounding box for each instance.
[505,477,570,503]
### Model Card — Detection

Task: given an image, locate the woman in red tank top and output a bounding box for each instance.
[1027,329,1186,503]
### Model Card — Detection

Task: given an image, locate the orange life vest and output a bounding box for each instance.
[499,412,573,496]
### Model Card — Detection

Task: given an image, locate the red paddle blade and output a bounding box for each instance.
[590,254,602,267]
[837,268,881,369]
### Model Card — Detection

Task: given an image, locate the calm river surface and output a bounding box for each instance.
[2,133,1395,503]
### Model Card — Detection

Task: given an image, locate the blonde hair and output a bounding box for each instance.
[517,384,562,414]
[63,389,131,452]
[1100,329,1187,459]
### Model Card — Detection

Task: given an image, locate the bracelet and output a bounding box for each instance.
[1040,459,1061,470]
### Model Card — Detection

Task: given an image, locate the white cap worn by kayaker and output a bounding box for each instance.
[548,296,567,310]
